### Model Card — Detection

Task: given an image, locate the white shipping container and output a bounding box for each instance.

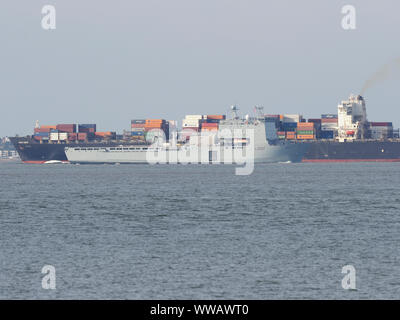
[183,120,199,124]
[182,120,200,126]
[321,125,338,131]
[59,133,68,140]
[283,114,302,123]
[184,115,203,120]
[370,126,392,138]
[371,131,391,139]
[370,126,392,130]
[50,133,59,141]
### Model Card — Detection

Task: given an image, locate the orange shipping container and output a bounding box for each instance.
[202,127,218,131]
[201,123,219,127]
[96,131,113,136]
[146,119,164,124]
[41,125,57,130]
[297,123,314,128]
[144,124,164,128]
[205,115,225,120]
[296,134,315,140]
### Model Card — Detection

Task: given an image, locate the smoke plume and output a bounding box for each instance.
[361,57,400,95]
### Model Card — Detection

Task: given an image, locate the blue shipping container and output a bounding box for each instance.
[131,131,145,136]
[320,131,334,139]
[79,124,97,128]
[205,119,220,123]
[321,114,338,119]
[131,120,146,124]
[34,132,50,137]
[282,122,297,128]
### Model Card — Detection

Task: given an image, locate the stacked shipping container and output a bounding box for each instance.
[369,122,393,139]
[95,132,116,139]
[131,120,146,140]
[296,122,315,140]
[320,114,338,139]
[145,119,169,142]
[78,124,96,133]
[131,119,169,142]
[286,131,296,140]
[32,123,102,142]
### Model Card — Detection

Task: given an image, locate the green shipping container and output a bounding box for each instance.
[297,130,314,135]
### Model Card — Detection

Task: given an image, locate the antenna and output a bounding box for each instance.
[230,105,239,120]
[254,106,264,119]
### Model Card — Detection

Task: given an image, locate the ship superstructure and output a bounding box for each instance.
[337,94,368,141]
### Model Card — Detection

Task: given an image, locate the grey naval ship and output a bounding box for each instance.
[64,107,309,164]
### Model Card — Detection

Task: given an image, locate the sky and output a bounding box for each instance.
[0,0,400,136]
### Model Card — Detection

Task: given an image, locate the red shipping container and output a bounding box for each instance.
[201,123,218,127]
[370,122,392,127]
[57,124,76,133]
[131,123,146,128]
[181,127,199,132]
[77,133,87,140]
[78,127,95,133]
[321,118,338,123]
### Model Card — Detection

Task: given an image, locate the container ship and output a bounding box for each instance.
[10,108,308,164]
[301,94,400,162]
[10,94,400,164]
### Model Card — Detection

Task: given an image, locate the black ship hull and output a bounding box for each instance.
[303,140,400,162]
[9,137,68,163]
[10,136,400,163]
[9,137,147,163]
